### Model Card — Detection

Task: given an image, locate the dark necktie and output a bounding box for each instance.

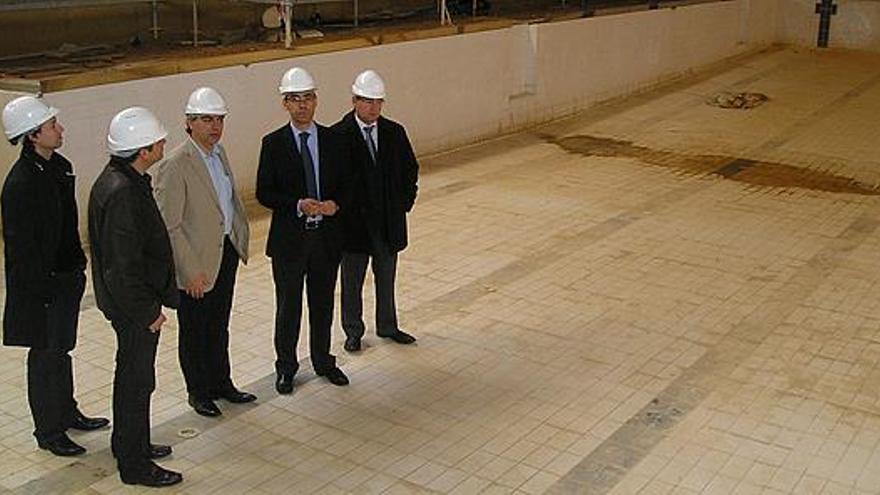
[363,125,377,163]
[299,131,319,199]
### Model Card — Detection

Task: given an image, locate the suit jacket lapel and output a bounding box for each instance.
[317,124,330,197]
[376,117,392,165]
[282,124,300,162]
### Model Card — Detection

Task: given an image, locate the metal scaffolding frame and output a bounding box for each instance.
[2,0,596,51]
[0,0,357,48]
[236,0,357,48]
[438,0,487,25]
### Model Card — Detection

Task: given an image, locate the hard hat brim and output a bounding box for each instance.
[279,86,318,94]
[352,87,386,99]
[185,109,229,116]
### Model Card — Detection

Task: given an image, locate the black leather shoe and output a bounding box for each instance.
[344,336,361,352]
[319,367,350,386]
[69,410,110,431]
[38,434,86,457]
[188,396,222,417]
[381,330,417,345]
[275,373,294,394]
[120,462,183,487]
[217,387,257,404]
[147,444,172,459]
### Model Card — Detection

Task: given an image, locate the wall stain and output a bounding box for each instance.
[548,134,880,196]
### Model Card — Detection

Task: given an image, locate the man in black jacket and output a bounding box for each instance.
[88,107,182,488]
[332,70,419,352]
[1,96,109,457]
[257,66,352,394]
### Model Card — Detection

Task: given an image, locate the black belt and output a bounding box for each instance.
[305,219,322,230]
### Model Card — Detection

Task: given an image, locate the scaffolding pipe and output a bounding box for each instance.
[192,0,198,46]
[284,1,292,47]
[439,0,451,25]
[151,0,159,39]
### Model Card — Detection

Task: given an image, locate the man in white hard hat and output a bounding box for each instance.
[332,69,419,352]
[1,96,109,457]
[257,66,352,394]
[154,87,254,418]
[88,107,182,487]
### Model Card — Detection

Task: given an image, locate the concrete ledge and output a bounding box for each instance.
[1,18,513,93]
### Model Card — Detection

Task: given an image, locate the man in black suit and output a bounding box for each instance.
[257,66,351,394]
[1,96,109,458]
[332,70,419,352]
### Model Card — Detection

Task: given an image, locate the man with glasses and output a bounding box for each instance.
[257,66,352,394]
[154,87,254,418]
[332,70,419,353]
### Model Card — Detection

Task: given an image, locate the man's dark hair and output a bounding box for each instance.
[10,125,42,148]
[115,152,139,165]
[115,142,157,165]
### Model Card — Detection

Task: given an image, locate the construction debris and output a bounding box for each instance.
[706,91,769,109]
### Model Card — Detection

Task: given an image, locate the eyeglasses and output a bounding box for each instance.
[284,93,317,103]
[355,97,384,104]
[189,115,225,124]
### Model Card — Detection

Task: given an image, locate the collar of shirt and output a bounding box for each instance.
[354,114,379,147]
[190,137,220,161]
[290,121,318,152]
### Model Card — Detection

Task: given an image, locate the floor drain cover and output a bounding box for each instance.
[707,91,769,109]
[178,427,200,438]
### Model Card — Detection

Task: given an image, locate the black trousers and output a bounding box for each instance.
[272,230,339,376]
[341,234,399,338]
[111,320,159,474]
[28,270,84,443]
[177,238,239,399]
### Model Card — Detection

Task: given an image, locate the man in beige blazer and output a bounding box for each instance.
[154,87,254,417]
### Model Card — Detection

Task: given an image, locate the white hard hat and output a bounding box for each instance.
[279,67,316,94]
[352,70,386,99]
[107,106,168,155]
[185,87,228,115]
[2,95,59,141]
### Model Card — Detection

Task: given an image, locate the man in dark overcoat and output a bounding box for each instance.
[331,70,419,352]
[1,96,109,457]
